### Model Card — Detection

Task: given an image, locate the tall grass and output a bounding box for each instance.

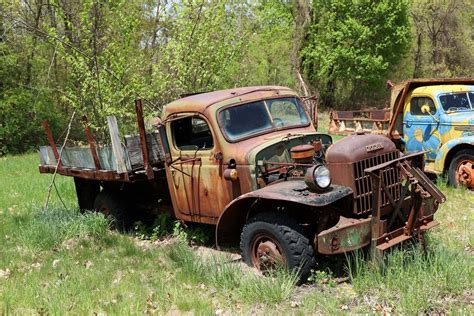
[346,241,473,313]
[16,208,111,251]
[163,240,298,305]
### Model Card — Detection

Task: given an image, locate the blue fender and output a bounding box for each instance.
[434,136,474,172]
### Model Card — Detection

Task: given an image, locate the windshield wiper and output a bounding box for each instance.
[281,133,306,141]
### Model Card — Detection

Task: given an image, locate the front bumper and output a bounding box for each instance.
[316,215,439,255]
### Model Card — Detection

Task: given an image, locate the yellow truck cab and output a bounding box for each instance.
[391,80,474,189]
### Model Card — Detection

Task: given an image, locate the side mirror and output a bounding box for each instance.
[421,104,439,122]
[421,104,431,114]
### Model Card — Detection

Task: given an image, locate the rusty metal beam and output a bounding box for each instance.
[369,171,383,259]
[135,99,154,180]
[81,115,101,170]
[42,120,60,165]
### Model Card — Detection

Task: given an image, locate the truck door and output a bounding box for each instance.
[403,96,441,161]
[166,114,223,224]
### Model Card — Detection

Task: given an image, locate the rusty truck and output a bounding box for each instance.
[329,78,474,190]
[39,86,445,282]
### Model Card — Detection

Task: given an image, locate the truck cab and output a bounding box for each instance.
[388,79,474,190]
[160,86,331,225]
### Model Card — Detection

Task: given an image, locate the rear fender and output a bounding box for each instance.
[215,178,353,248]
[434,136,474,172]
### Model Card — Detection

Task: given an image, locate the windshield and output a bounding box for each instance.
[219,97,310,141]
[439,92,474,112]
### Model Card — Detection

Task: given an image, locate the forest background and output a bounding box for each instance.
[1,0,473,155]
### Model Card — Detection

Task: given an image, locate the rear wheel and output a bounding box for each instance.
[93,189,131,230]
[240,212,314,284]
[448,149,474,190]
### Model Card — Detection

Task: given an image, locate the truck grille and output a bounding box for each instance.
[353,151,400,214]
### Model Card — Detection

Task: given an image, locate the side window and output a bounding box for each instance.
[410,97,436,116]
[171,117,213,150]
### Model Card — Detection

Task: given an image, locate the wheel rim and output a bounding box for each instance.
[455,159,474,189]
[250,233,286,271]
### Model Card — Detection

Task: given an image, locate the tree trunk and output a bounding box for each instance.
[413,32,423,78]
[25,0,44,85]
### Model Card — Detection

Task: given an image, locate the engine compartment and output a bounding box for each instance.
[254,133,332,187]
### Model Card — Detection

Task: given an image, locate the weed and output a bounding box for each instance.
[346,240,473,313]
[151,212,174,241]
[172,220,188,241]
[132,220,148,240]
[307,269,337,287]
[236,268,298,304]
[132,213,212,245]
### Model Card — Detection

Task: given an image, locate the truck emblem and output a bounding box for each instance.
[365,143,384,152]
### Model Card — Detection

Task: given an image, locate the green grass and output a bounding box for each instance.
[0,138,473,314]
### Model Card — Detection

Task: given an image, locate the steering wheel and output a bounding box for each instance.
[274,118,284,127]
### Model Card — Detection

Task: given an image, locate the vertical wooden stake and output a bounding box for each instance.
[107,116,127,174]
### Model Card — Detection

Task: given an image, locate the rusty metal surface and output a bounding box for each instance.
[328,108,390,135]
[164,86,297,115]
[326,133,396,164]
[135,99,154,180]
[38,164,139,182]
[290,144,315,162]
[364,151,445,254]
[317,217,372,255]
[251,232,286,271]
[327,134,400,215]
[161,88,323,226]
[81,116,101,170]
[215,179,353,248]
[230,178,353,208]
[42,120,60,165]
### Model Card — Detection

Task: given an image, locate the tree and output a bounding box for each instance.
[300,0,411,108]
[411,0,474,78]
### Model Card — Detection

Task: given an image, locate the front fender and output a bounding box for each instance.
[215,178,353,248]
[434,136,474,172]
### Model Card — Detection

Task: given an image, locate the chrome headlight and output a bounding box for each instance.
[304,165,331,191]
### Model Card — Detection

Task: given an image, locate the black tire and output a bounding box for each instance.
[448,149,474,189]
[240,212,315,284]
[93,189,131,230]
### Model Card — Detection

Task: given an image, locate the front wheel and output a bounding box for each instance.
[448,149,474,190]
[240,212,314,284]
